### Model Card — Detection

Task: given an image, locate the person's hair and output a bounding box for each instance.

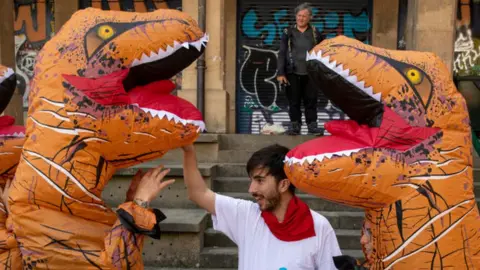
[295,2,313,16]
[246,144,296,194]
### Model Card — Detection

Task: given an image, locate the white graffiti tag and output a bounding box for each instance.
[454,29,480,73]
[239,45,283,110]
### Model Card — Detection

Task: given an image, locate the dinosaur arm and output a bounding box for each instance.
[101,202,165,269]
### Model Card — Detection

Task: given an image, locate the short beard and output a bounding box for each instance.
[261,191,281,212]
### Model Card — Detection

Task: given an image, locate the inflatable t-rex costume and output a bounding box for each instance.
[8,8,207,269]
[0,65,24,270]
[284,36,480,269]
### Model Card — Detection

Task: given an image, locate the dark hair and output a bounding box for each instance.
[246,144,296,193]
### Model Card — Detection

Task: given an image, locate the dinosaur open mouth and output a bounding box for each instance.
[63,34,208,132]
[0,116,25,138]
[285,50,440,164]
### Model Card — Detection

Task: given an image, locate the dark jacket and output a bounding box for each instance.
[277,24,323,76]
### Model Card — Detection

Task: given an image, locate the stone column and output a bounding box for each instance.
[405,0,457,73]
[0,0,23,124]
[55,0,79,31]
[180,0,229,133]
[372,0,399,49]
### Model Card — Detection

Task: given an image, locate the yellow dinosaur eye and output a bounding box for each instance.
[97,25,115,40]
[405,68,423,85]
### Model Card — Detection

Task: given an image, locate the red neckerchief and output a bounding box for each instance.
[261,195,316,241]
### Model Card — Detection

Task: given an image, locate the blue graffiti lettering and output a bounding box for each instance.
[241,8,371,45]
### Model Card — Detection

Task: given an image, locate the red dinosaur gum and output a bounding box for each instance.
[284,36,480,269]
[8,8,207,269]
[0,65,24,270]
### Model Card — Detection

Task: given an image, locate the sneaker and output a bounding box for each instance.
[307,122,324,136]
[286,122,301,135]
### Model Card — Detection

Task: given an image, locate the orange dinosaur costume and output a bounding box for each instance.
[284,36,480,269]
[0,65,24,269]
[8,8,207,269]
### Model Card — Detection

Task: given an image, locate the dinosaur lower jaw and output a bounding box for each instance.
[285,106,440,165]
[63,69,205,132]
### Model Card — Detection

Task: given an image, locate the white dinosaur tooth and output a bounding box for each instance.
[339,69,350,77]
[321,55,330,65]
[356,81,365,89]
[166,45,174,54]
[327,60,337,69]
[158,49,168,58]
[193,41,202,51]
[306,156,315,164]
[306,52,312,60]
[173,40,181,48]
[157,111,166,119]
[316,50,323,58]
[372,92,382,101]
[334,64,344,73]
[132,59,141,67]
[182,42,189,49]
[346,75,358,84]
[140,53,149,62]
[363,86,374,95]
[149,51,159,60]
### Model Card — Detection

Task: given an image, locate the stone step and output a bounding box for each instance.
[217,150,256,163]
[204,210,365,230]
[106,163,215,209]
[199,247,364,269]
[158,134,219,163]
[142,208,208,267]
[216,164,248,177]
[204,228,361,250]
[218,134,317,151]
[216,192,362,212]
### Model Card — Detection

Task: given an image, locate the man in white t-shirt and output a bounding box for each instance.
[182,143,342,270]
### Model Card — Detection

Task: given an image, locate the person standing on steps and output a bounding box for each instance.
[181,143,342,270]
[277,2,324,136]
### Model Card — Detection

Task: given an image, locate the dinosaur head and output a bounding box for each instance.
[26,8,207,168]
[0,66,25,184]
[284,36,471,209]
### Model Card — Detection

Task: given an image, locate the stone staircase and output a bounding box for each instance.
[103,134,480,269]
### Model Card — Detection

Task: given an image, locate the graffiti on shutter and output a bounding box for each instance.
[454,0,480,133]
[14,0,55,108]
[236,1,372,134]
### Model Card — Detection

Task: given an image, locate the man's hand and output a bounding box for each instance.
[126,169,144,202]
[277,75,288,85]
[133,166,175,205]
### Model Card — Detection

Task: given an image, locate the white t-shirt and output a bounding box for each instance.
[212,194,342,270]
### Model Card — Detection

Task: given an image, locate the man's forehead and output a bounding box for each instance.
[250,166,270,178]
[297,9,311,15]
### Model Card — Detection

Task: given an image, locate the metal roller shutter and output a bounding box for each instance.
[236,0,372,134]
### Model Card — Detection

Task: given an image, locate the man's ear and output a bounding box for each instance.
[278,178,291,193]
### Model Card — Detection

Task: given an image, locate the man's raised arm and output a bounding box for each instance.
[182,145,216,214]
